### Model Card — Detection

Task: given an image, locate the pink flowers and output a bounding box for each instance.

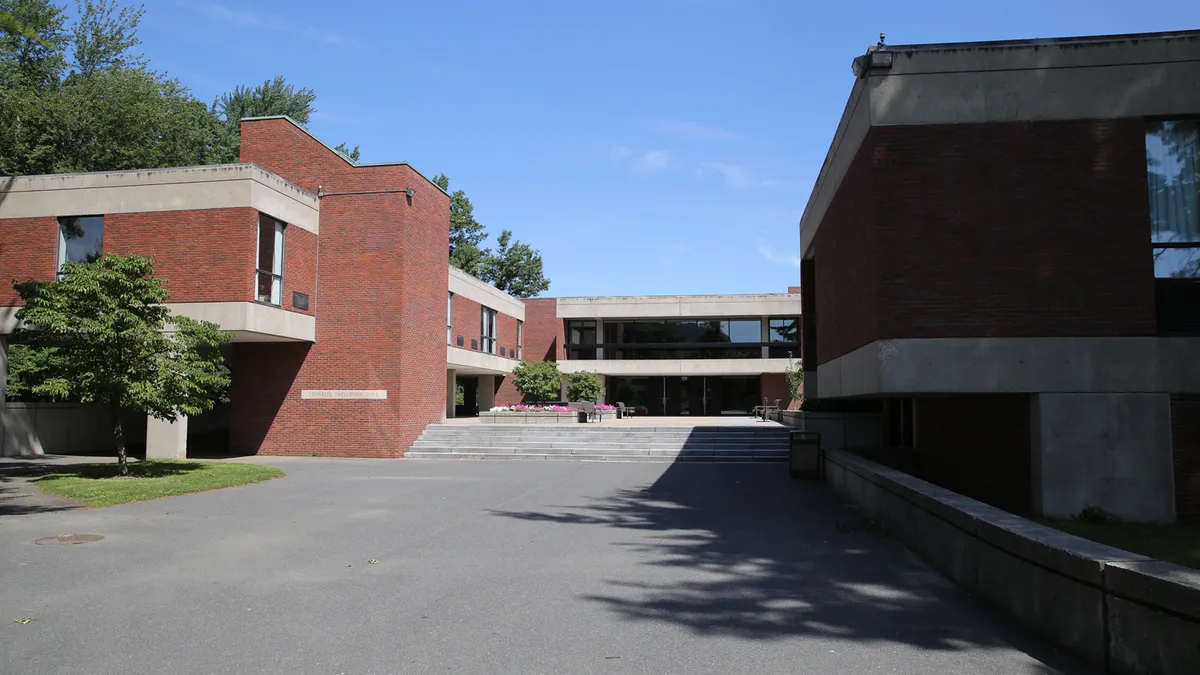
[491,404,574,413]
[595,404,616,410]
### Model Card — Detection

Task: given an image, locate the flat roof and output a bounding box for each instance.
[885,28,1200,53]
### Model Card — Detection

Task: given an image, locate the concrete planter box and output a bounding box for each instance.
[479,412,580,424]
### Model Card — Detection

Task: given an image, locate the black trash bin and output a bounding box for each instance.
[788,431,822,480]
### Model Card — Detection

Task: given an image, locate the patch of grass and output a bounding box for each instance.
[35,460,284,508]
[1040,519,1200,571]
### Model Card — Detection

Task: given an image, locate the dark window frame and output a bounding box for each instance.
[1146,118,1200,280]
[481,306,498,355]
[56,215,105,277]
[256,214,286,307]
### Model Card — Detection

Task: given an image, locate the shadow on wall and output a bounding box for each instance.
[488,459,1088,672]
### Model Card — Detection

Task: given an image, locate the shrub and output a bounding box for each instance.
[1074,505,1122,525]
[785,353,803,401]
[567,371,604,402]
[512,361,562,402]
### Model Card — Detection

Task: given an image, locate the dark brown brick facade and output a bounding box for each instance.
[812,119,1158,366]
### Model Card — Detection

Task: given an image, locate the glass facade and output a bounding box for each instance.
[256,214,284,305]
[1146,120,1200,278]
[609,376,761,416]
[569,317,799,360]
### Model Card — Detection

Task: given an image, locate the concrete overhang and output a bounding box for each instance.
[0,164,320,234]
[448,268,525,320]
[559,359,790,377]
[814,337,1200,399]
[800,30,1200,258]
[447,345,519,375]
[0,302,315,343]
[555,294,801,319]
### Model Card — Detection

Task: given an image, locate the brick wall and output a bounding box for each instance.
[451,293,482,350]
[104,209,257,304]
[0,217,57,305]
[811,128,879,366]
[522,298,563,362]
[497,312,518,360]
[232,117,450,457]
[813,119,1158,366]
[282,226,317,315]
[761,373,800,410]
[0,208,304,307]
[1173,396,1200,524]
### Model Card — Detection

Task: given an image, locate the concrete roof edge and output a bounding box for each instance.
[239,115,450,197]
[0,162,318,201]
[885,28,1200,54]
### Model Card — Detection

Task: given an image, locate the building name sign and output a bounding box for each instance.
[301,390,388,400]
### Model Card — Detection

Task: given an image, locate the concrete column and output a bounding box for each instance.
[146,414,188,460]
[760,318,770,359]
[0,336,6,409]
[478,375,496,411]
[595,319,604,361]
[560,374,569,402]
[1031,393,1175,524]
[446,369,457,419]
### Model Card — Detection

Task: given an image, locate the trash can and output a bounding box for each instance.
[788,431,821,480]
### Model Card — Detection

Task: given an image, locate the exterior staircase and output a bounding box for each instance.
[406,424,790,462]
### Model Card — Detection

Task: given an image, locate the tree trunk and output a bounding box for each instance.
[113,408,128,477]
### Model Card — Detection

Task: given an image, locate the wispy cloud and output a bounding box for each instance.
[698,162,798,190]
[611,145,672,172]
[195,2,357,48]
[756,238,801,268]
[651,119,740,141]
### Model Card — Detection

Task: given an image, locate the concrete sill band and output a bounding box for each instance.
[823,448,1200,674]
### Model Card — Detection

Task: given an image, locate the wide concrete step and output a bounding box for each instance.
[410,438,788,447]
[416,433,790,442]
[409,445,787,455]
[404,450,786,463]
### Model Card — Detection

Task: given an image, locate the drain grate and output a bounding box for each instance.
[832,520,880,535]
[34,534,104,546]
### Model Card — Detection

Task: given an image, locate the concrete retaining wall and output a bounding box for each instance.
[774,410,884,452]
[1,403,146,457]
[823,448,1200,674]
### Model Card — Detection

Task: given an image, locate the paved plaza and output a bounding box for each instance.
[0,458,1093,674]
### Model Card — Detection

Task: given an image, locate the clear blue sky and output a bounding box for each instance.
[138,0,1199,297]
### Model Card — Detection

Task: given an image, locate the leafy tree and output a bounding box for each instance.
[432,173,490,275]
[3,341,63,400]
[212,75,316,162]
[0,0,67,89]
[483,229,551,298]
[0,0,222,175]
[566,371,603,403]
[511,360,562,403]
[69,0,143,77]
[12,254,232,475]
[333,141,359,163]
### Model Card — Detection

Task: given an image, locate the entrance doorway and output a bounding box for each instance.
[610,376,761,416]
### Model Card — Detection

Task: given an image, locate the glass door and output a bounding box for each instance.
[664,377,705,416]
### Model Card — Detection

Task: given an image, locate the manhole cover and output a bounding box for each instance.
[34,534,104,546]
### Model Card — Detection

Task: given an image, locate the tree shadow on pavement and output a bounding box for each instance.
[0,462,83,516]
[490,463,1093,674]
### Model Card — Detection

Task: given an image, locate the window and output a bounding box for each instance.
[566,320,597,360]
[768,317,801,358]
[256,214,285,305]
[481,306,497,354]
[447,292,454,345]
[517,320,523,360]
[1147,120,1200,278]
[57,216,104,275]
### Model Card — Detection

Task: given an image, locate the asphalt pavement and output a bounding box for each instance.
[0,457,1095,674]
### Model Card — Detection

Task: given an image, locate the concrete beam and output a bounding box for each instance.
[447,346,519,375]
[0,164,320,234]
[559,358,791,377]
[816,337,1200,398]
[555,294,801,319]
[448,267,525,321]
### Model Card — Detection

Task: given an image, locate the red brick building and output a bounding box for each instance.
[799,31,1200,522]
[0,115,800,459]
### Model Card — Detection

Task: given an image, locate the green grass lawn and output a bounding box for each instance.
[36,460,284,508]
[1040,519,1200,571]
